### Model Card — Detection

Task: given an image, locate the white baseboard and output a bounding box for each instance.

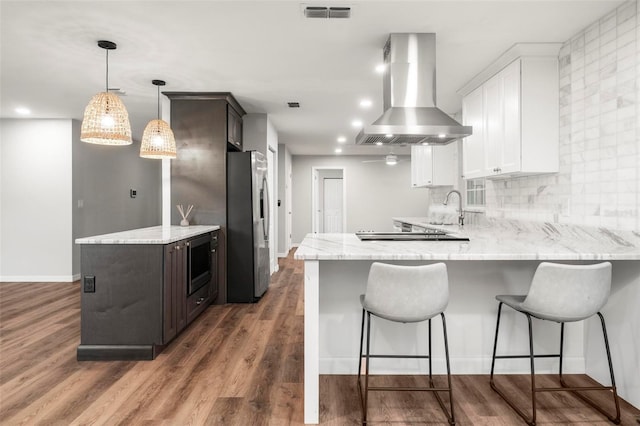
[278,252,288,258]
[320,356,586,375]
[0,275,78,283]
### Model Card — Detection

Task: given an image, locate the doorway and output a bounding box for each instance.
[312,167,346,233]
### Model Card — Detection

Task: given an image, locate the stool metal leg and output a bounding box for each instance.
[357,308,366,422]
[441,312,455,425]
[357,311,455,425]
[490,304,538,425]
[356,310,373,425]
[558,313,621,424]
[491,304,622,426]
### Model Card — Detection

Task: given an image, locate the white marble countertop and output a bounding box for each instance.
[75,225,220,245]
[295,218,640,261]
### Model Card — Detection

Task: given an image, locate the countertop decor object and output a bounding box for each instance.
[80,40,132,146]
[140,80,177,159]
[177,204,193,226]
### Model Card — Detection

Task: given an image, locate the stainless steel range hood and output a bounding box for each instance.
[356,33,472,146]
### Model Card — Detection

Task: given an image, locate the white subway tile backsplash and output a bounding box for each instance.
[472,0,639,231]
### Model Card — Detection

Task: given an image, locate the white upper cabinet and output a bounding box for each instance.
[458,43,561,179]
[461,85,485,179]
[411,143,457,187]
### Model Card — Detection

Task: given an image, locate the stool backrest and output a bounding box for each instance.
[364,262,449,322]
[521,262,612,322]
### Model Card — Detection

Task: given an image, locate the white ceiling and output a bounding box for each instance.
[0,0,622,156]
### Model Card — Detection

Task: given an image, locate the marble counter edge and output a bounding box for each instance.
[75,225,220,245]
[294,252,640,261]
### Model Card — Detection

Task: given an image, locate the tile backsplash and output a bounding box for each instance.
[484,0,639,231]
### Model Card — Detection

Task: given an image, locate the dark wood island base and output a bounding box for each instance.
[76,226,219,361]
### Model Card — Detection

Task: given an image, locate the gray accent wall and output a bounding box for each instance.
[73,119,162,272]
[291,155,432,244]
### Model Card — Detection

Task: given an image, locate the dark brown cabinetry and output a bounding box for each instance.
[165,92,246,305]
[77,230,218,361]
[227,105,243,150]
[163,240,187,343]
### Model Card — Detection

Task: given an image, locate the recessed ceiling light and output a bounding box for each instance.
[335,148,343,153]
[385,134,393,138]
[359,99,372,108]
[375,141,383,146]
[351,120,363,128]
[15,107,31,115]
[438,133,446,138]
[337,136,346,143]
[375,64,386,74]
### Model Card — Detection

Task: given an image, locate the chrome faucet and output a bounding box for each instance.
[443,190,464,226]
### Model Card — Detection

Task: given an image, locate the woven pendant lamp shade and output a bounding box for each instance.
[140,119,177,159]
[80,92,132,145]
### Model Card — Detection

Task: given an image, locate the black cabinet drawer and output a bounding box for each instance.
[186,282,210,325]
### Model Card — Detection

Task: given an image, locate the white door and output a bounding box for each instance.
[323,178,343,233]
[286,157,292,252]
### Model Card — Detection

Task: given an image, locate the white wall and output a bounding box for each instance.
[1,118,162,282]
[291,155,432,243]
[1,119,74,281]
[277,144,292,257]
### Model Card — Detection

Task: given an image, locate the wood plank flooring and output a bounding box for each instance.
[1,250,639,425]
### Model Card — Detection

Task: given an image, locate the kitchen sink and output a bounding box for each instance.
[356,231,469,241]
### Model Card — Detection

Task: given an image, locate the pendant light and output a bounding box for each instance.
[80,40,132,145]
[140,80,177,159]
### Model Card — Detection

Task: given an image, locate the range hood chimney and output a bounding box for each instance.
[356,33,472,146]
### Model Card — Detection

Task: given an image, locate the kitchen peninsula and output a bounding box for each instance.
[76,225,219,361]
[295,219,640,424]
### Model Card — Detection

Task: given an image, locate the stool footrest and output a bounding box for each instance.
[369,386,450,392]
[494,353,560,359]
[362,354,430,359]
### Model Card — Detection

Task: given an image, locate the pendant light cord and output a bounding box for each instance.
[157,84,161,119]
[105,49,109,92]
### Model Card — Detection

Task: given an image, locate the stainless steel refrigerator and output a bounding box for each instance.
[227,151,270,302]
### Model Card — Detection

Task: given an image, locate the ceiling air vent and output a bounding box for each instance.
[329,7,351,18]
[288,102,300,108]
[304,6,351,19]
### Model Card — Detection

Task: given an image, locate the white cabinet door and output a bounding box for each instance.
[499,60,521,174]
[462,85,485,179]
[460,54,557,179]
[411,145,433,187]
[411,145,456,187]
[483,72,504,176]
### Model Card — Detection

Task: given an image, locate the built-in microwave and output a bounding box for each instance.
[187,234,212,295]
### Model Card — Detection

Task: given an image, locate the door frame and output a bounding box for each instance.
[311,167,346,234]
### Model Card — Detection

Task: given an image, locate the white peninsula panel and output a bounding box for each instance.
[296,220,640,423]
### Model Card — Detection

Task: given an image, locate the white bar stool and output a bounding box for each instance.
[357,262,455,425]
[490,261,621,425]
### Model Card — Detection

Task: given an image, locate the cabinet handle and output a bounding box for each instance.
[211,249,216,253]
[175,245,181,250]
[195,297,205,305]
[186,242,190,247]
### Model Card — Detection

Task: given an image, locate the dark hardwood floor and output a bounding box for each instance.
[1,250,639,425]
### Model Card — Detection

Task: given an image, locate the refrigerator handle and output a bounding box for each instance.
[261,176,269,241]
